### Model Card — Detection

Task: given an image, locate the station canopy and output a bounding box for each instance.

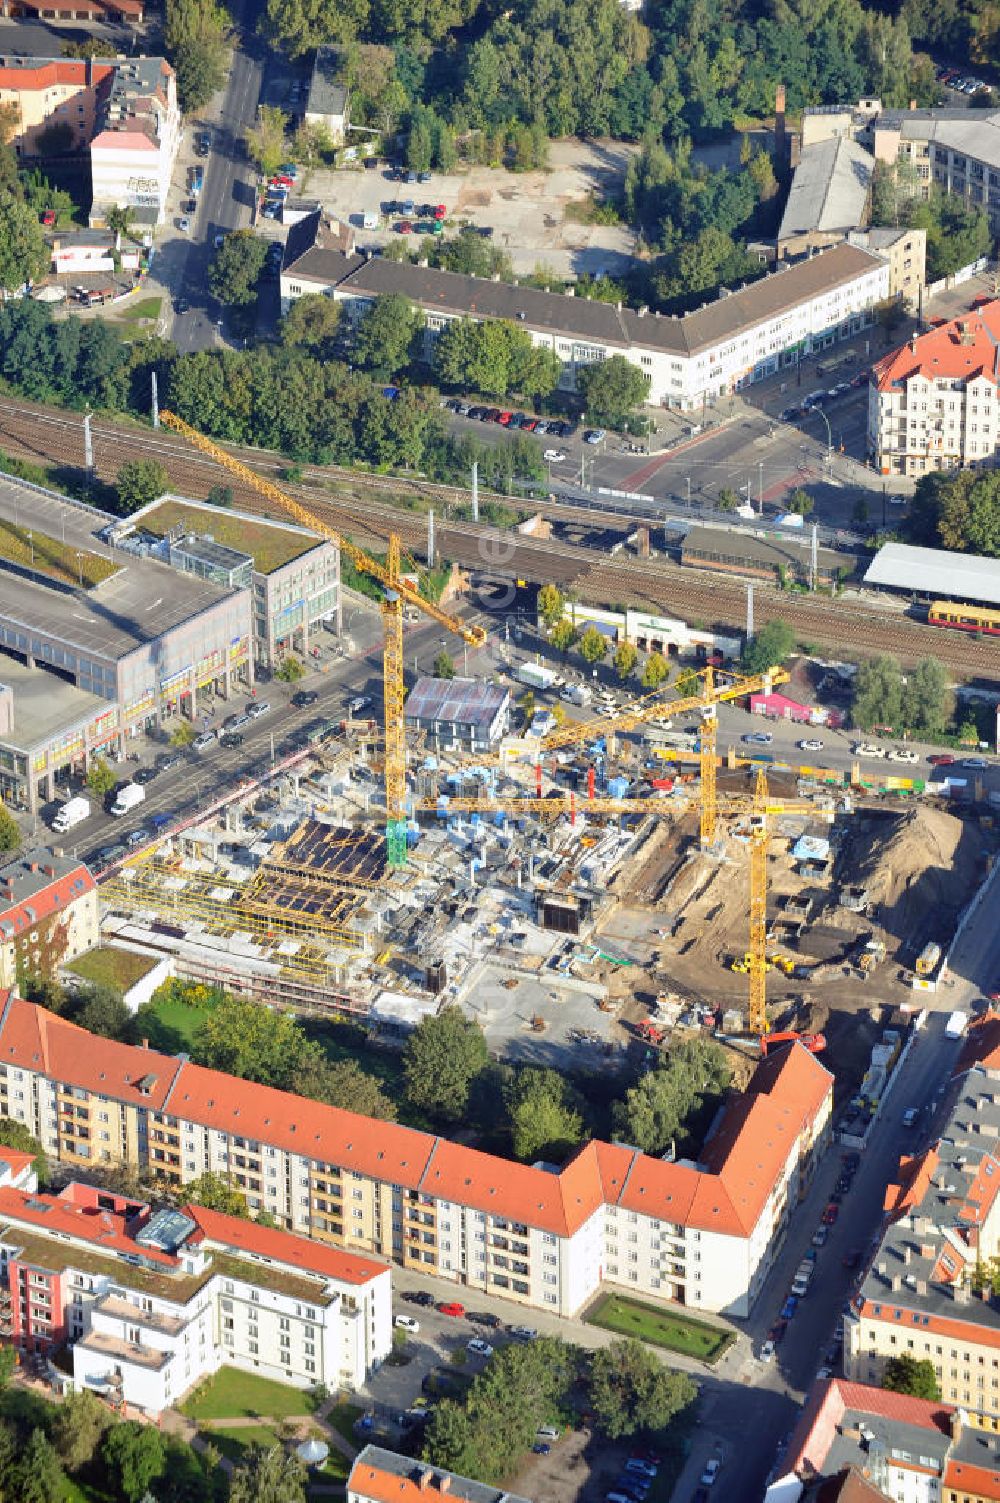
[863,542,1000,608]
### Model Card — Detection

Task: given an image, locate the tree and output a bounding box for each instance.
[0,804,19,854]
[787,487,814,516]
[577,355,651,425]
[275,655,305,682]
[182,1170,249,1218]
[105,205,136,250]
[742,619,795,673]
[579,626,608,666]
[351,294,423,378]
[102,1423,166,1503]
[614,641,638,681]
[550,619,577,655]
[246,106,288,180]
[52,1389,114,1472]
[904,656,953,736]
[116,459,168,515]
[292,119,335,169]
[538,583,564,627]
[938,471,1000,557]
[505,1068,585,1162]
[613,1036,732,1155]
[718,487,738,512]
[169,721,196,747]
[433,650,456,679]
[210,231,268,307]
[75,983,131,1037]
[206,484,233,508]
[229,1445,306,1503]
[307,1058,396,1120]
[882,1354,940,1401]
[280,293,341,354]
[192,993,321,1091]
[0,1346,14,1393]
[852,496,870,529]
[674,666,700,698]
[433,318,559,400]
[15,1429,66,1503]
[0,195,49,295]
[641,652,669,690]
[0,1115,47,1182]
[403,1007,489,1123]
[853,654,903,732]
[589,1339,697,1438]
[263,0,369,57]
[165,0,230,112]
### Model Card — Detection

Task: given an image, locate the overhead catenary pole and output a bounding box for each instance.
[810,523,818,592]
[427,508,435,569]
[471,462,479,522]
[746,582,754,640]
[151,371,159,429]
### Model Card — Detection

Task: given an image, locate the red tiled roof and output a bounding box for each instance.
[0,1185,177,1269]
[783,1377,953,1479]
[957,1011,1000,1074]
[183,1204,388,1286]
[0,861,95,939]
[873,301,1000,392]
[944,1458,1000,1500]
[0,1148,35,1184]
[0,997,180,1110]
[169,1059,436,1193]
[0,60,115,91]
[884,1147,938,1218]
[0,1002,833,1243]
[857,1297,1000,1347]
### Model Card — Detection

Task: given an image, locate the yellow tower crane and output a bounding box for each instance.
[159,410,486,867]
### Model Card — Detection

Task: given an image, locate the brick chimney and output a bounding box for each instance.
[950,1409,963,1442]
[437,1479,451,1494]
[774,83,787,164]
[417,1470,434,1491]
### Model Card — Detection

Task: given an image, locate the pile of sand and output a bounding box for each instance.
[848,805,983,937]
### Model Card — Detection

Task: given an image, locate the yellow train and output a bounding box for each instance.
[928,600,1000,635]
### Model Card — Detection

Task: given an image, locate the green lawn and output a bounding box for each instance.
[135,990,218,1052]
[140,498,316,573]
[118,295,162,322]
[587,1295,733,1363]
[198,1424,283,1464]
[325,1403,363,1451]
[181,1367,320,1421]
[65,947,159,995]
[0,519,117,589]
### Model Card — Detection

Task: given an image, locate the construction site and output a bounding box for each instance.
[93,414,1000,1123]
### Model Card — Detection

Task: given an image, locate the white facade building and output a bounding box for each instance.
[870,301,1000,476]
[0,1178,391,1415]
[280,214,891,412]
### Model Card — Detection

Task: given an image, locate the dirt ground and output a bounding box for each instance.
[590,800,996,1100]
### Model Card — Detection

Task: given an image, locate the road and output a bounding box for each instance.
[160,0,265,355]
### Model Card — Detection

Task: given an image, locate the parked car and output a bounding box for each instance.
[467,1312,501,1328]
[812,1226,829,1247]
[853,742,884,758]
[759,1339,775,1363]
[437,1301,465,1317]
[247,700,271,718]
[798,738,824,751]
[889,748,919,763]
[155,752,184,771]
[532,1443,551,1455]
[823,1202,839,1225]
[219,731,244,749]
[584,428,607,445]
[699,1459,721,1487]
[928,753,956,766]
[404,1290,435,1307]
[178,216,190,233]
[133,766,159,784]
[962,756,989,769]
[192,731,217,752]
[510,1325,537,1341]
[394,1314,420,1332]
[537,1427,560,1441]
[292,689,319,707]
[125,828,150,848]
[741,731,773,744]
[467,1338,494,1357]
[780,1296,799,1319]
[543,448,567,462]
[779,406,802,422]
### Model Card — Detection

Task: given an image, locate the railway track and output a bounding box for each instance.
[0,396,996,674]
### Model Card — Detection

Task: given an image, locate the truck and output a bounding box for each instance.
[915,941,942,977]
[51,795,91,833]
[560,682,591,708]
[516,662,558,692]
[945,1010,969,1040]
[110,783,145,818]
[189,164,204,197]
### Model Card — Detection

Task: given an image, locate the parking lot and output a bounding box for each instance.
[297,139,637,277]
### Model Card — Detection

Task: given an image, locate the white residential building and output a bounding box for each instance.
[869,301,1000,476]
[280,213,891,412]
[0,1178,391,1415]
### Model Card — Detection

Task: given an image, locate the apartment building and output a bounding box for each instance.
[0,852,97,989]
[349,1446,532,1503]
[767,1377,1000,1503]
[0,993,833,1320]
[281,213,890,412]
[0,1177,391,1413]
[844,1056,1000,1430]
[0,55,180,226]
[868,301,1000,476]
